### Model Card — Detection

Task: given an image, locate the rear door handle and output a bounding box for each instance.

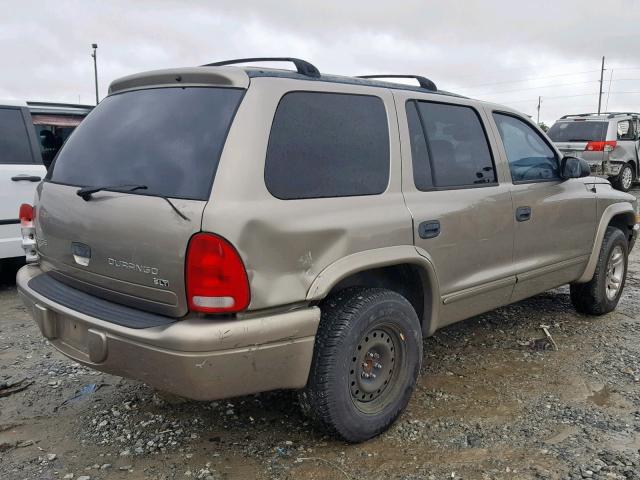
[11,175,41,182]
[516,206,532,222]
[418,220,440,239]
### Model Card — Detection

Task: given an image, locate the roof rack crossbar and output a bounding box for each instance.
[201,57,320,78]
[356,74,437,92]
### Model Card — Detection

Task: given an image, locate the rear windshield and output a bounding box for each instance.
[547,121,608,142]
[48,87,243,200]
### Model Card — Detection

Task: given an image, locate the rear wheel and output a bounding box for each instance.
[612,163,634,192]
[299,287,422,442]
[570,227,628,315]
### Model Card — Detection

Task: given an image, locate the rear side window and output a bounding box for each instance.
[617,120,635,141]
[547,121,607,142]
[49,87,244,200]
[265,92,390,199]
[493,113,559,182]
[0,108,34,165]
[406,100,496,189]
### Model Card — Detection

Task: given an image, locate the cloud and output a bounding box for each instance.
[1,0,639,123]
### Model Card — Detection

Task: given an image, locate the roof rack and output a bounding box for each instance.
[604,112,640,118]
[26,101,92,110]
[560,112,640,119]
[356,75,437,92]
[201,57,320,78]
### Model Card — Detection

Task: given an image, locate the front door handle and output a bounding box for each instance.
[516,206,532,222]
[11,174,41,182]
[418,220,440,239]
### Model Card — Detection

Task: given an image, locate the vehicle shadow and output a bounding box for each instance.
[0,258,23,291]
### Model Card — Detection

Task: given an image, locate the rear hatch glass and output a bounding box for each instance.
[48,87,244,200]
[547,121,608,143]
[38,87,243,317]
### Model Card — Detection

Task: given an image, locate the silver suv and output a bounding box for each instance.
[548,112,640,192]
[16,58,639,442]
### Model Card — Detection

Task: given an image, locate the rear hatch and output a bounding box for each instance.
[36,85,244,317]
[547,120,609,163]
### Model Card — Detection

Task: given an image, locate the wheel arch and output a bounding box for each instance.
[306,246,440,336]
[576,202,636,283]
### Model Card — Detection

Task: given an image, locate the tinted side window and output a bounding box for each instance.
[265,92,390,199]
[406,101,433,190]
[407,101,496,189]
[0,108,34,165]
[493,113,559,182]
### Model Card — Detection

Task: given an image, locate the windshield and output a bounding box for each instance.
[48,87,243,200]
[547,121,607,142]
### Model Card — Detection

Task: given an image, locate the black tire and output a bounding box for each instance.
[299,287,422,443]
[612,163,634,192]
[570,227,628,315]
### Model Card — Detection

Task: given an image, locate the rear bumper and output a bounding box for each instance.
[17,265,320,400]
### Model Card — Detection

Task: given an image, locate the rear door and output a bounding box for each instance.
[489,111,597,302]
[0,106,45,259]
[396,93,515,327]
[36,86,244,317]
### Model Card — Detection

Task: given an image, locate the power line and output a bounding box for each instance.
[459,69,601,89]
[464,80,600,95]
[479,91,640,105]
[462,78,640,96]
[458,66,640,90]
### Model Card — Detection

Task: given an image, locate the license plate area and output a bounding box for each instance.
[561,150,582,157]
[57,317,89,354]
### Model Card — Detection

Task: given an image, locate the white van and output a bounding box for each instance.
[0,100,90,260]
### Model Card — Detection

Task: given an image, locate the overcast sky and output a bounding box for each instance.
[2,0,640,124]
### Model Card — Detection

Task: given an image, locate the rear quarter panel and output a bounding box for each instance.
[201,77,413,310]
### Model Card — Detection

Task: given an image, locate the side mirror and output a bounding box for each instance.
[561,156,590,179]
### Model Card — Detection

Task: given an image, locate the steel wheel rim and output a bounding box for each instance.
[622,167,633,190]
[605,245,625,300]
[349,325,405,414]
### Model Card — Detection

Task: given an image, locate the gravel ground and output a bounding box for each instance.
[1,190,640,479]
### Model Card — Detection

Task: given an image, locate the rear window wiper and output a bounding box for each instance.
[77,184,148,201]
[76,184,189,220]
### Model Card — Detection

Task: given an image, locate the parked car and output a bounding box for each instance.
[16,58,638,442]
[547,112,640,192]
[28,102,92,169]
[0,100,90,261]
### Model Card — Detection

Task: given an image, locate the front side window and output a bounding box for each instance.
[265,91,390,199]
[0,108,34,165]
[493,113,559,183]
[406,100,496,190]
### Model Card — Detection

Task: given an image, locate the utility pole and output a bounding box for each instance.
[91,43,99,105]
[537,96,541,124]
[597,56,605,115]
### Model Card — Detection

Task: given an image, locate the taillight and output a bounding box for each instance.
[585,140,616,152]
[19,203,33,226]
[185,233,250,313]
[19,203,38,263]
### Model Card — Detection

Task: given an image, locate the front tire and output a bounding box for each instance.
[612,163,634,192]
[570,227,628,315]
[299,287,422,443]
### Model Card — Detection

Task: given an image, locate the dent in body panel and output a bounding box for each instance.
[224,195,414,310]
